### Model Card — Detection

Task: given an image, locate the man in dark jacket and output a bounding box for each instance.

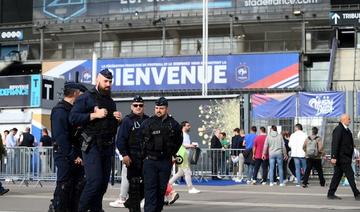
[116,95,149,212]
[327,114,360,200]
[49,82,87,212]
[210,129,222,180]
[70,69,122,212]
[139,97,182,212]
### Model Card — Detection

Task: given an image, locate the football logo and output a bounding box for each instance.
[235,64,249,82]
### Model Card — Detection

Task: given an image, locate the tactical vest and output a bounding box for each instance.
[128,113,148,150]
[84,90,117,142]
[144,116,179,159]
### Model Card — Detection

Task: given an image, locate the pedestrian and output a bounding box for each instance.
[252,126,268,185]
[327,114,360,200]
[0,134,9,196]
[210,129,222,180]
[70,69,122,212]
[116,95,149,212]
[139,97,183,212]
[40,128,52,147]
[168,121,200,194]
[49,82,87,212]
[244,126,257,183]
[302,127,325,188]
[109,151,129,208]
[19,127,35,147]
[262,125,288,186]
[230,128,245,182]
[289,123,307,186]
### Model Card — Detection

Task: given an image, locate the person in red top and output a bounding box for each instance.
[252,127,269,185]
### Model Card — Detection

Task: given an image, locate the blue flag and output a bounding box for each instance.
[299,92,345,117]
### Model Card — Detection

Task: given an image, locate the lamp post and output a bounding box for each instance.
[99,21,103,58]
[229,14,234,54]
[293,10,306,89]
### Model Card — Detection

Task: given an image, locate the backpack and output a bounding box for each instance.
[306,136,319,158]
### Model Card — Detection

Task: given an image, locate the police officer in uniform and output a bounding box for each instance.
[49,82,87,212]
[70,69,122,212]
[117,95,149,212]
[140,97,182,212]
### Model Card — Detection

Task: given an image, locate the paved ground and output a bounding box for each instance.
[0,181,360,212]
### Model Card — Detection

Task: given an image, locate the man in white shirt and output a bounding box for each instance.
[169,121,200,194]
[5,128,17,148]
[289,123,307,186]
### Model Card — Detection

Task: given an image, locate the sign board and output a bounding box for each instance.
[0,75,41,108]
[43,53,300,92]
[34,0,233,22]
[329,11,360,26]
[0,29,23,41]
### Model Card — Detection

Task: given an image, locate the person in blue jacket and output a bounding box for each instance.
[49,82,87,212]
[70,69,122,212]
[117,95,149,212]
[139,97,183,212]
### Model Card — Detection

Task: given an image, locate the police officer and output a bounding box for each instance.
[139,97,183,212]
[117,95,149,212]
[49,82,87,212]
[70,69,122,212]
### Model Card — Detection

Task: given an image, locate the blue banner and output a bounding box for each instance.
[252,93,296,118]
[44,53,300,92]
[299,92,345,117]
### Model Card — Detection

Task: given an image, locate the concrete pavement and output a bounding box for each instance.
[0,181,359,212]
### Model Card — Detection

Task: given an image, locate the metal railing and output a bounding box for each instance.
[2,147,358,186]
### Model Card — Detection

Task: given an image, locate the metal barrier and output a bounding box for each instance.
[1,147,358,185]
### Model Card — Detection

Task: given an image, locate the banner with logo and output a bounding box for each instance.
[43,53,299,92]
[251,93,296,118]
[299,92,345,117]
[0,75,41,108]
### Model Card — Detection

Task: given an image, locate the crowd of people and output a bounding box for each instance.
[210,121,360,193]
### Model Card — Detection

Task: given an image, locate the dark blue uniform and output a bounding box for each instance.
[116,112,149,212]
[51,100,84,212]
[70,87,118,212]
[140,115,182,212]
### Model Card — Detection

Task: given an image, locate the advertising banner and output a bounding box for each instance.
[43,53,300,92]
[299,92,345,117]
[0,75,41,108]
[34,0,233,21]
[251,93,296,118]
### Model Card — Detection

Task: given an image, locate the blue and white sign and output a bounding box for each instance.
[43,53,300,92]
[43,0,87,21]
[0,75,41,108]
[299,92,345,117]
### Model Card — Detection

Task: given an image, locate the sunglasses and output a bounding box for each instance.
[132,104,144,108]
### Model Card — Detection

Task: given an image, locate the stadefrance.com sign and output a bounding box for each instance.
[43,53,300,92]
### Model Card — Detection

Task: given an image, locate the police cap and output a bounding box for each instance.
[64,81,87,91]
[155,97,168,106]
[133,95,144,103]
[99,68,113,79]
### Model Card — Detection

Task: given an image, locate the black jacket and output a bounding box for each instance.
[331,122,354,164]
[210,135,222,149]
